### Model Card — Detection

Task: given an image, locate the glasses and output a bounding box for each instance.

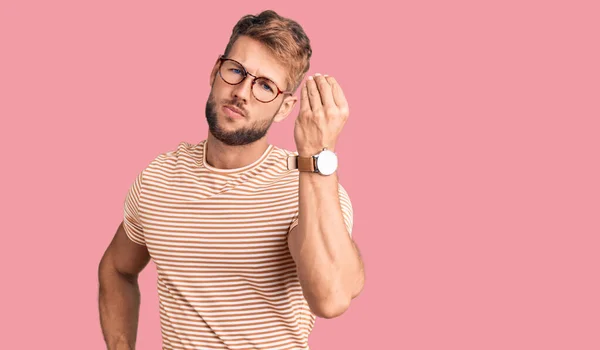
[217,56,292,103]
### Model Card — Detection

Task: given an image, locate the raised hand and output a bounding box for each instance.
[294,73,349,157]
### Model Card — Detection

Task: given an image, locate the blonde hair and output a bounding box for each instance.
[223,10,312,93]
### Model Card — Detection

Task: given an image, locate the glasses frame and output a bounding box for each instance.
[217,56,292,103]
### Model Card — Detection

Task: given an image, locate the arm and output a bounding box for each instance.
[289,73,365,319]
[98,221,151,350]
[288,172,364,319]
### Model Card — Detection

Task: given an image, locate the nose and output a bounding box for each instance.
[231,75,254,103]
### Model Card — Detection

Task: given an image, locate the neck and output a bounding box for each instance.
[205,133,270,170]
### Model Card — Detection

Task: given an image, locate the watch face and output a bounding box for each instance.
[316,150,338,175]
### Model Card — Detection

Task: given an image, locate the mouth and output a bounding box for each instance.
[222,105,246,119]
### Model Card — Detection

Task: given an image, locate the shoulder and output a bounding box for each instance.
[132,141,202,184]
[146,140,201,169]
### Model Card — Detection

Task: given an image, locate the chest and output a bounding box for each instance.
[138,188,298,271]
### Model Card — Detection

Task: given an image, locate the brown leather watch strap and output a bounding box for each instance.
[297,156,315,172]
[286,155,315,172]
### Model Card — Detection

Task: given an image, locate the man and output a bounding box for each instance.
[98,10,364,350]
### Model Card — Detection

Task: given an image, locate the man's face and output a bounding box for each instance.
[205,36,296,146]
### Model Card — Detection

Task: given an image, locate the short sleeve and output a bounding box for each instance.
[288,213,299,234]
[338,183,354,237]
[288,182,354,238]
[123,171,146,246]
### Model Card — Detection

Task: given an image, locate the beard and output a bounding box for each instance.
[205,92,276,146]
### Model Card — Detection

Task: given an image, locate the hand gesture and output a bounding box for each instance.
[294,74,349,157]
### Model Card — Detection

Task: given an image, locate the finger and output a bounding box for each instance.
[313,74,335,108]
[325,76,348,109]
[306,76,324,115]
[300,82,310,113]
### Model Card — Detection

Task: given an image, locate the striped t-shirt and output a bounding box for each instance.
[123,139,353,350]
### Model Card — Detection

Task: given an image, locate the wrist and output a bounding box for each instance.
[297,145,336,157]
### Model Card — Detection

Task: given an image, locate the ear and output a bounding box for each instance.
[273,95,298,123]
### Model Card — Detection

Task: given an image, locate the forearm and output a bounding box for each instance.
[98,264,141,350]
[293,171,364,317]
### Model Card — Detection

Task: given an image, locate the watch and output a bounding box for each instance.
[287,147,338,175]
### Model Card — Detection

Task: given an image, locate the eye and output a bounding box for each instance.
[260,82,274,92]
[230,68,243,75]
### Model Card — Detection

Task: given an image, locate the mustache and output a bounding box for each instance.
[221,99,249,117]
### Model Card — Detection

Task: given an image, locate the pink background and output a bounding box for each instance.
[1,0,599,349]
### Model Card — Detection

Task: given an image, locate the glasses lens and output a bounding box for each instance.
[253,78,278,102]
[220,60,245,84]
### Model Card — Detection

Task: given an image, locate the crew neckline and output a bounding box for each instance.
[201,139,274,175]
